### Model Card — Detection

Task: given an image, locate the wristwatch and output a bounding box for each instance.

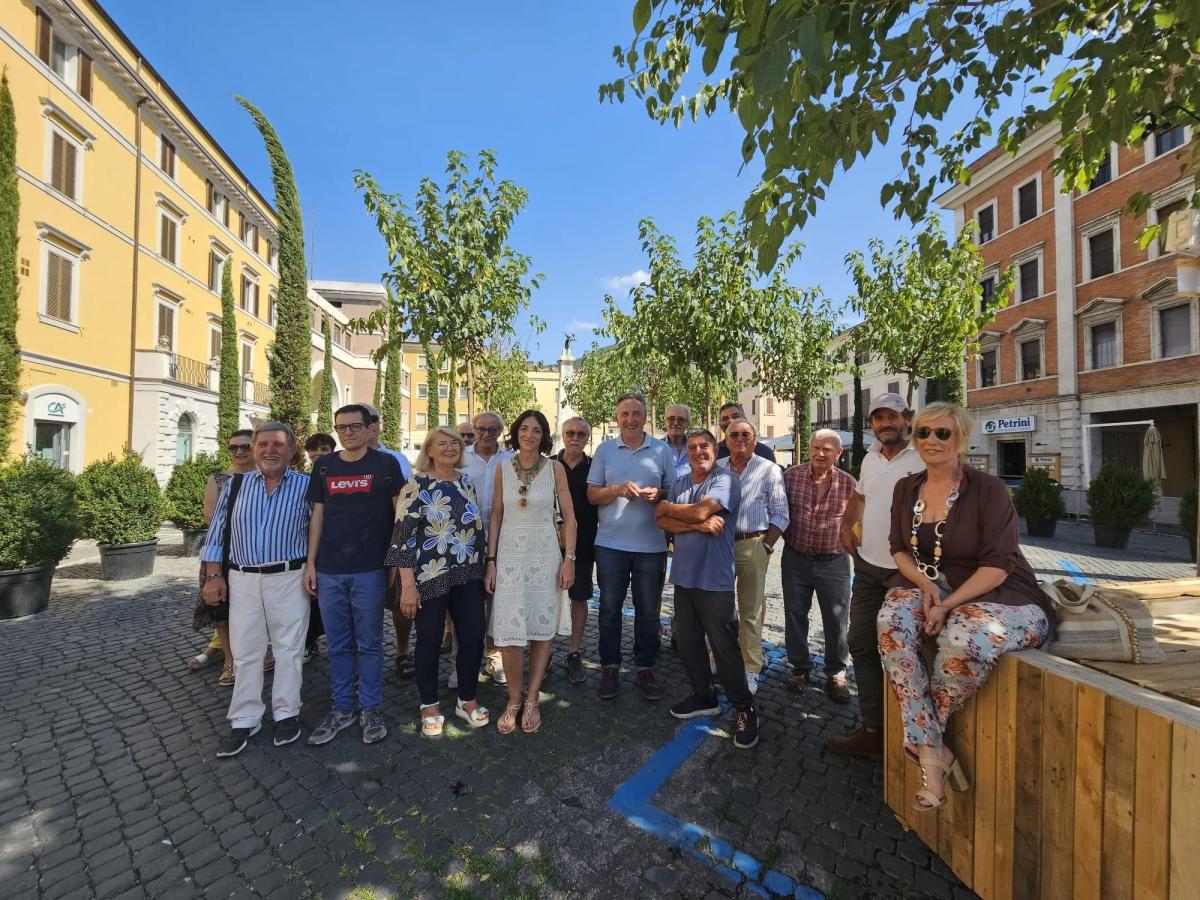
[564,553,577,561]
[763,542,775,555]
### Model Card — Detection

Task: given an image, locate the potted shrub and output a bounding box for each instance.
[1086,462,1157,549]
[0,455,79,618]
[76,451,168,580]
[165,452,222,556]
[1180,485,1198,564]
[1011,466,1065,538]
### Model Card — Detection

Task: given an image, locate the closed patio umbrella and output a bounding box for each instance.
[1142,425,1166,484]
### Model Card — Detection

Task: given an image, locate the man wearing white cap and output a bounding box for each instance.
[825,392,924,759]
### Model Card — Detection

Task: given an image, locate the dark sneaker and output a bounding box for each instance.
[216,723,261,758]
[824,727,883,760]
[825,673,852,704]
[566,652,586,684]
[306,710,355,746]
[360,709,387,745]
[637,669,663,702]
[273,717,301,746]
[733,708,759,750]
[598,666,619,700]
[669,695,720,720]
[786,670,810,693]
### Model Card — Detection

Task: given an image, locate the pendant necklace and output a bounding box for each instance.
[910,466,962,582]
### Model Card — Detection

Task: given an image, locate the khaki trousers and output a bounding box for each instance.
[733,534,769,674]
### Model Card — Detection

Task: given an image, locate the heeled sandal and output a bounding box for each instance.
[496,704,521,735]
[455,698,489,728]
[419,703,444,737]
[913,752,969,811]
[521,698,542,734]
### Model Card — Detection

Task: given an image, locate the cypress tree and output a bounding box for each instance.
[382,304,402,447]
[0,72,20,461]
[216,260,240,467]
[235,96,310,448]
[317,316,333,433]
[372,357,383,410]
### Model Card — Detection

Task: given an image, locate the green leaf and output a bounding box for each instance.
[633,0,651,35]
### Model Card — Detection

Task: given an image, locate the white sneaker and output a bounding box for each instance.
[746,672,759,695]
[448,670,459,689]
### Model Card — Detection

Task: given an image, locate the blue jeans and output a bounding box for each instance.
[317,569,387,713]
[595,546,666,669]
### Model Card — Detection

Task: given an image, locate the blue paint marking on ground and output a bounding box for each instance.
[1057,558,1092,584]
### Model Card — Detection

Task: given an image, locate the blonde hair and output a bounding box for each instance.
[415,426,464,472]
[911,403,974,457]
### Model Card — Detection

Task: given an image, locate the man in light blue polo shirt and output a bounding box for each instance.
[586,392,675,702]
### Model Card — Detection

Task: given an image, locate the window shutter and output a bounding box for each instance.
[205,179,214,213]
[238,210,246,241]
[161,216,176,263]
[78,52,93,102]
[222,200,230,228]
[158,305,173,349]
[252,282,260,318]
[50,132,66,194]
[61,139,76,199]
[36,8,52,64]
[45,252,72,321]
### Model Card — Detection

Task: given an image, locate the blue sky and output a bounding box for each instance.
[106,0,975,363]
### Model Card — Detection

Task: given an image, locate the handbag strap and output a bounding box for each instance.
[220,473,245,580]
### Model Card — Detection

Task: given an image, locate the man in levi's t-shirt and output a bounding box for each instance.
[303,404,402,747]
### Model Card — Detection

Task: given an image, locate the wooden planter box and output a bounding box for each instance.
[884,580,1200,900]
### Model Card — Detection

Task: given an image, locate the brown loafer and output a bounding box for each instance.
[823,727,883,760]
[786,671,810,692]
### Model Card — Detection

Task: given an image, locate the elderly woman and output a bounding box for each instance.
[386,426,489,736]
[877,402,1053,811]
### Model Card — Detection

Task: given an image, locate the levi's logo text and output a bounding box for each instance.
[327,474,374,494]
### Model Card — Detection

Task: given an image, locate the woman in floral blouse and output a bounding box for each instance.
[386,426,489,736]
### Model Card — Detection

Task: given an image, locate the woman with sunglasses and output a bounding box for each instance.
[877,403,1053,813]
[187,429,260,686]
[484,409,577,734]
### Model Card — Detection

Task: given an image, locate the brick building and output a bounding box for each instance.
[936,124,1199,521]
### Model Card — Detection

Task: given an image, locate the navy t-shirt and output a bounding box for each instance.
[305,447,403,574]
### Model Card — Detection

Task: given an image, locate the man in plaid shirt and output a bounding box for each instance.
[781,429,857,702]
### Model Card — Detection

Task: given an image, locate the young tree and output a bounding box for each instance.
[316,316,333,434]
[470,335,538,426]
[924,372,966,406]
[382,303,403,447]
[0,72,19,461]
[424,345,441,426]
[846,219,1011,408]
[603,1,1200,269]
[216,260,240,467]
[236,97,310,446]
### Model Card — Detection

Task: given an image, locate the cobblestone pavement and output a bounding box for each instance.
[0,527,1193,900]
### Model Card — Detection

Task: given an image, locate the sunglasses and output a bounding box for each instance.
[564,430,588,439]
[728,432,754,440]
[459,431,476,438]
[915,426,954,442]
[227,443,251,453]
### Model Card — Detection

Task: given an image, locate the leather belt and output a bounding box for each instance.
[735,530,767,542]
[230,558,307,574]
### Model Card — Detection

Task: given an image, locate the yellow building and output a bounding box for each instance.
[2,0,279,478]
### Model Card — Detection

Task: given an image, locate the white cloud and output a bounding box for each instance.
[568,320,599,333]
[602,269,650,292]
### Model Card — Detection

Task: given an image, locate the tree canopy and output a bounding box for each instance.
[602,0,1200,270]
[470,336,539,427]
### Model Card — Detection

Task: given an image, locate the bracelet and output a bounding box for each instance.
[203,574,224,582]
[486,556,496,563]
[564,553,577,561]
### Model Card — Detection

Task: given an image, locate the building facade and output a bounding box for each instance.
[809,327,923,434]
[937,124,1199,520]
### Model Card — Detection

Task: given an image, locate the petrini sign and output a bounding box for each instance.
[983,416,1036,435]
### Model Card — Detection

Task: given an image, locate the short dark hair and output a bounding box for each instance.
[718,402,745,416]
[334,403,371,424]
[305,432,335,452]
[685,428,719,451]
[505,409,554,455]
[228,428,253,442]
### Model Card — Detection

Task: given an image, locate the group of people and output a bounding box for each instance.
[192,391,1054,813]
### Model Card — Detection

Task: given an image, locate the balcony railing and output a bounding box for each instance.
[815,417,851,432]
[167,354,212,389]
[242,378,272,406]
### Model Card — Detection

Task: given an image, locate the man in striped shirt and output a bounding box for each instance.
[202,422,313,758]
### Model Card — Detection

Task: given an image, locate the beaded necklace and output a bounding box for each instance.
[512,455,545,508]
[910,466,962,582]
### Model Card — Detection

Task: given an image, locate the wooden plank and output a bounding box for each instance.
[1098,577,1200,600]
[973,671,1000,899]
[993,656,1019,900]
[1072,684,1105,900]
[1012,662,1044,900]
[1040,672,1077,900]
[1102,698,1137,900]
[1133,709,1172,899]
[1169,725,1200,900]
[948,692,976,886]
[884,680,906,817]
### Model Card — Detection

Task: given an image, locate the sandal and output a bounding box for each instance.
[419,703,444,737]
[455,698,489,728]
[187,648,222,671]
[263,648,275,672]
[395,653,416,679]
[496,704,521,735]
[218,665,235,687]
[521,698,542,734]
[913,750,969,811]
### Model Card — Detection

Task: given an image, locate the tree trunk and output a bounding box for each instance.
[851,371,866,471]
[703,370,712,429]
[795,395,812,463]
[426,345,440,426]
[905,372,915,408]
[446,358,457,422]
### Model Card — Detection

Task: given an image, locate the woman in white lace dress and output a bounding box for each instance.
[484,409,577,735]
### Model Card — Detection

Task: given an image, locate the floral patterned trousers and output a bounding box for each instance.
[877,589,1049,748]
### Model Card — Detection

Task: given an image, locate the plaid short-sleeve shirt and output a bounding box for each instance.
[782,463,857,556]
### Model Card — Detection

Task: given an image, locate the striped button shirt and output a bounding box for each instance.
[717,453,790,535]
[200,468,312,566]
[782,463,856,556]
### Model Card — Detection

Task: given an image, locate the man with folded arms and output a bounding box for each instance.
[202,422,312,758]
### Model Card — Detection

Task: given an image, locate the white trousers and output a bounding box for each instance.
[227,567,310,729]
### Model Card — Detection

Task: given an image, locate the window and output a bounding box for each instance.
[1155,198,1188,255]
[417,413,428,427]
[237,210,246,242]
[205,180,214,213]
[1020,339,1042,380]
[1019,257,1040,301]
[976,203,995,243]
[264,238,273,266]
[854,348,870,366]
[42,247,76,324]
[766,426,775,438]
[1154,125,1186,158]
[209,325,222,361]
[860,388,871,415]
[240,273,259,316]
[838,393,848,420]
[1088,229,1115,279]
[267,293,277,326]
[1016,179,1039,224]
[1091,321,1117,369]
[980,350,998,387]
[417,383,428,399]
[240,342,253,376]
[417,355,428,370]
[458,386,468,401]
[222,198,231,229]
[156,302,175,351]
[439,414,449,426]
[48,128,79,201]
[159,136,175,179]
[887,381,900,395]
[208,250,225,291]
[241,216,256,248]
[159,211,179,264]
[1161,304,1192,358]
[766,396,774,415]
[176,415,194,464]
[1090,152,1112,189]
[979,275,996,312]
[50,34,69,79]
[438,384,450,400]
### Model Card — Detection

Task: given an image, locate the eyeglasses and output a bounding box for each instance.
[433,441,460,451]
[564,430,588,439]
[476,426,500,435]
[665,416,689,425]
[728,432,754,440]
[333,423,366,434]
[915,426,954,442]
[227,443,251,454]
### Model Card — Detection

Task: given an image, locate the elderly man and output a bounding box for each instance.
[663,404,692,478]
[587,392,675,701]
[781,429,857,702]
[715,402,777,462]
[717,418,789,695]
[360,402,413,481]
[656,429,758,749]
[825,393,925,758]
[202,422,313,757]
[456,420,477,448]
[555,417,599,683]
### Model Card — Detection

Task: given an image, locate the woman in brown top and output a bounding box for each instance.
[877,403,1052,812]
